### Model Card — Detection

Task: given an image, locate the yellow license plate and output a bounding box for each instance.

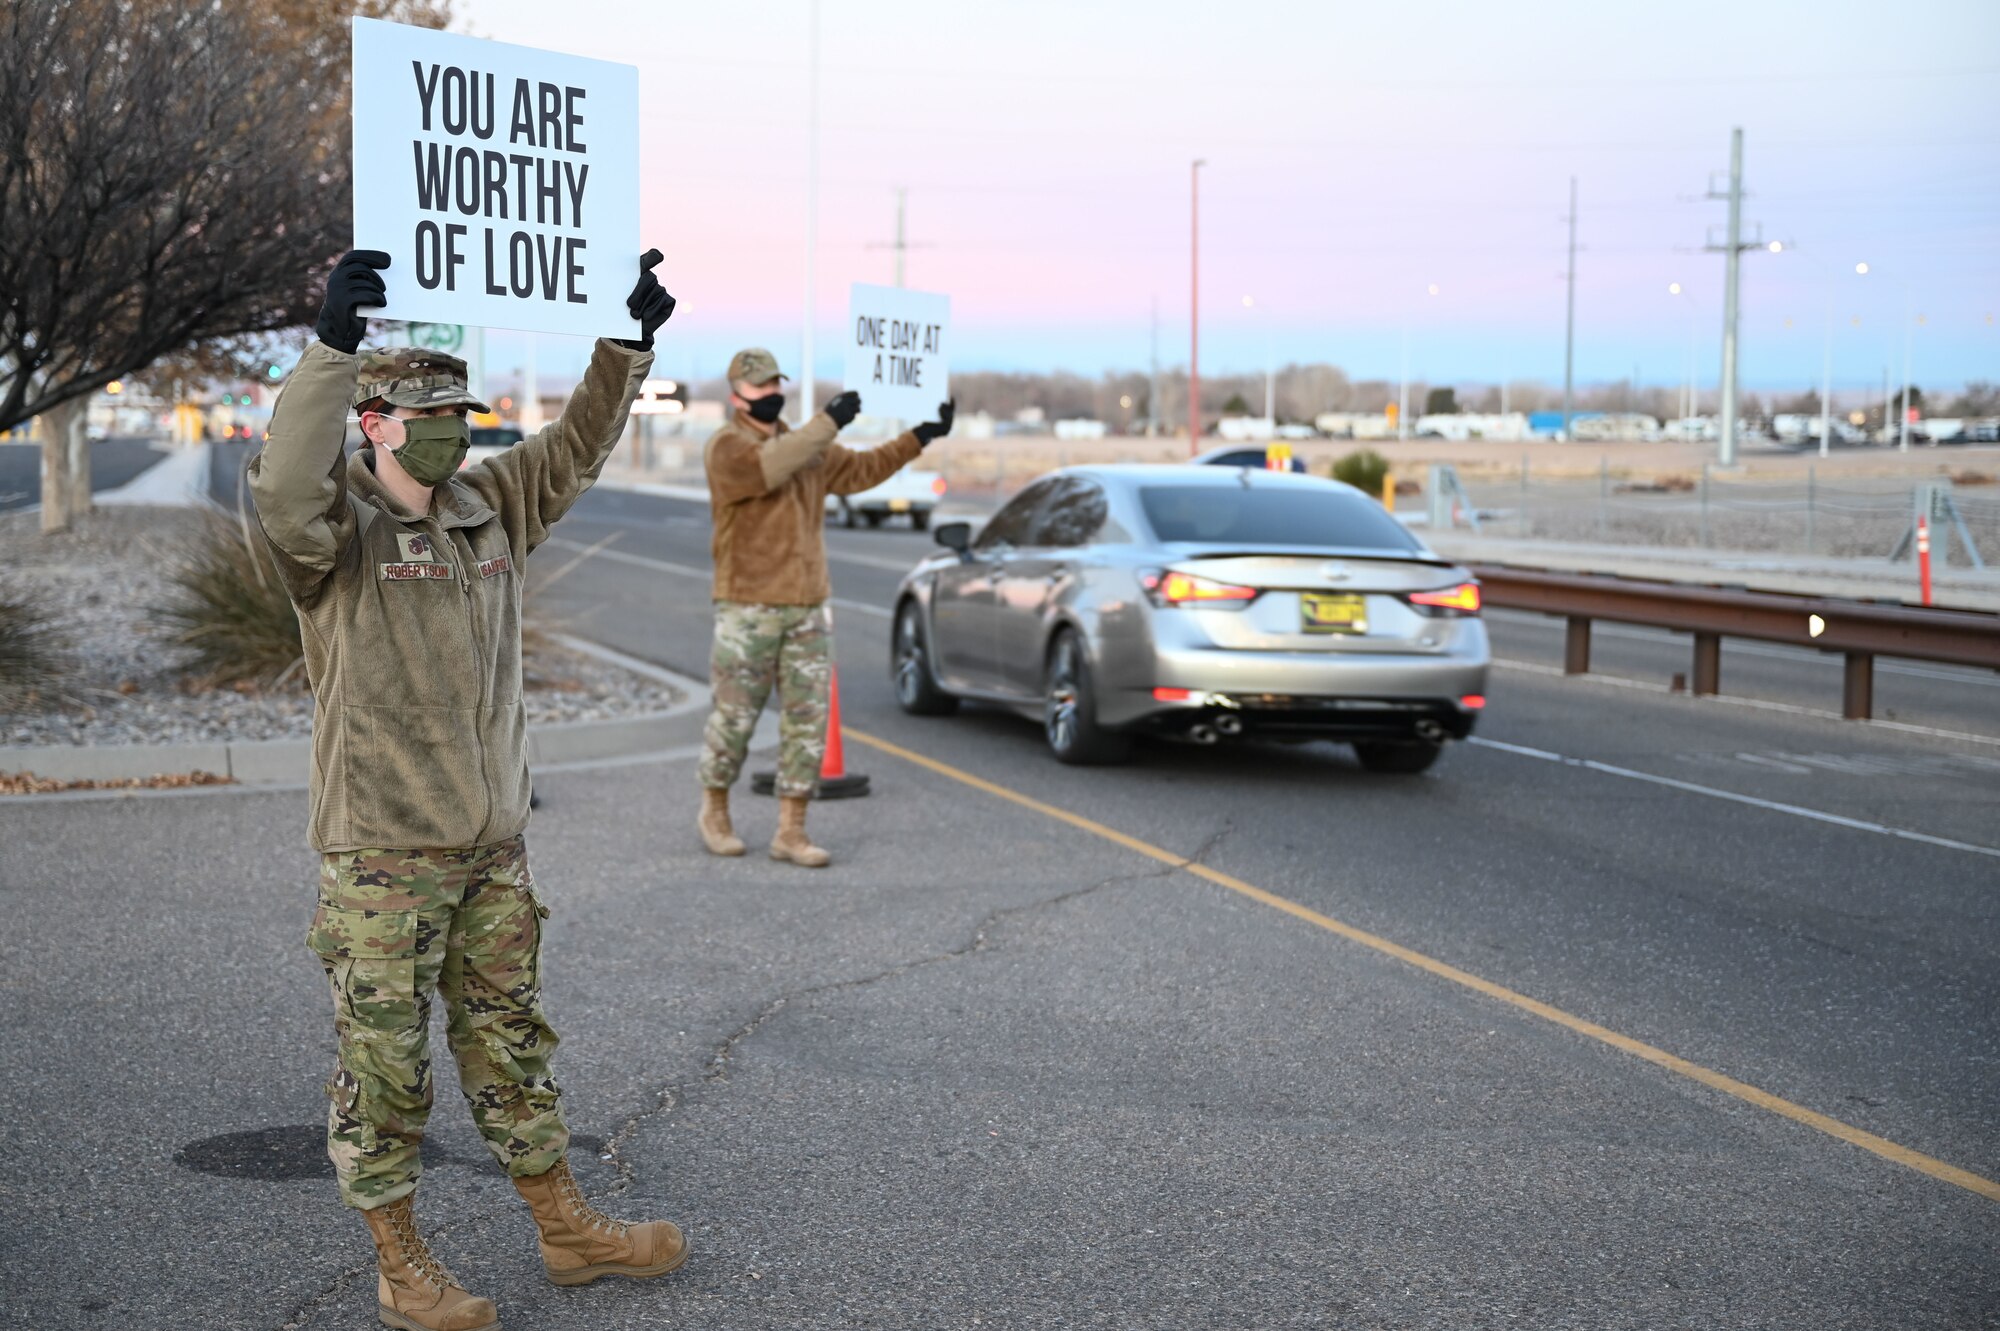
[889,498,911,512]
[1301,593,1367,635]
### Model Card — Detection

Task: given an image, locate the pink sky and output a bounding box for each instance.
[455,0,2000,396]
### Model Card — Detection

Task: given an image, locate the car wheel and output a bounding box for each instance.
[1043,629,1130,765]
[840,500,859,528]
[1352,740,1443,774]
[892,600,959,716]
[910,509,931,532]
[864,511,885,528]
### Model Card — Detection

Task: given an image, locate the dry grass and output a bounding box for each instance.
[153,504,305,690]
[0,581,67,712]
[0,769,234,794]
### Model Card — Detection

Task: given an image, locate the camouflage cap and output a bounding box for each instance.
[726,347,788,387]
[353,348,491,413]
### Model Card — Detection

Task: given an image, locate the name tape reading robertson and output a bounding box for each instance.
[351,17,640,340]
[842,283,951,422]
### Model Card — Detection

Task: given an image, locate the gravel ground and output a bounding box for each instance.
[0,506,681,748]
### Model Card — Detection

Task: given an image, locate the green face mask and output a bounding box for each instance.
[387,414,470,486]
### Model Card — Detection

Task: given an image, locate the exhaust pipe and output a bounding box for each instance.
[1188,723,1220,745]
[1213,713,1244,736]
[1414,719,1446,742]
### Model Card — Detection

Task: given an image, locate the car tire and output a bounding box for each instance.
[864,511,884,528]
[892,600,959,716]
[1043,629,1130,765]
[911,510,931,532]
[840,500,859,528]
[1351,740,1443,774]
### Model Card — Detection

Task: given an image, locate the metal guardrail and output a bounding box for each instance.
[1470,565,2000,720]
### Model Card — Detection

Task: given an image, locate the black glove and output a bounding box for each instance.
[825,390,862,429]
[913,398,956,447]
[316,250,390,355]
[614,248,676,351]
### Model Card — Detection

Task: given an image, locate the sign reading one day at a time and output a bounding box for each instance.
[351,17,640,340]
[842,283,950,422]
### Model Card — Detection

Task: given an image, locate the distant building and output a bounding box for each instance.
[1054,418,1107,440]
[1411,412,1528,441]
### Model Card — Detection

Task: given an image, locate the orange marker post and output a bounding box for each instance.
[1917,514,1932,606]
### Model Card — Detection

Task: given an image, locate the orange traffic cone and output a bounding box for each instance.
[750,666,871,799]
[815,668,870,799]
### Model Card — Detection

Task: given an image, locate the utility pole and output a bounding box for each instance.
[1149,297,1162,437]
[867,188,933,288]
[1817,293,1834,458]
[799,0,819,425]
[1562,176,1577,443]
[1189,159,1205,454]
[1704,127,1769,469]
[1900,299,1914,453]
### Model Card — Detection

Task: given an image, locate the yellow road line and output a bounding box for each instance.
[846,725,2000,1206]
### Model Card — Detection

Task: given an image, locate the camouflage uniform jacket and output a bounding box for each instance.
[248,337,651,852]
[705,412,922,606]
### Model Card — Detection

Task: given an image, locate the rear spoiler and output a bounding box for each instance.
[1172,548,1461,570]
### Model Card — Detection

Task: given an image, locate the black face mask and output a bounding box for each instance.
[742,393,785,424]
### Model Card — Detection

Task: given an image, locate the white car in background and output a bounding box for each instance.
[827,466,947,530]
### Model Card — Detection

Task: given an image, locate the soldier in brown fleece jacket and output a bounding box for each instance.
[696,347,954,866]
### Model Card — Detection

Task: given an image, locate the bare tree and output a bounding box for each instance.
[0,0,448,530]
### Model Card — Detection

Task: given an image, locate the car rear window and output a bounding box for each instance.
[1138,485,1421,551]
[471,427,523,449]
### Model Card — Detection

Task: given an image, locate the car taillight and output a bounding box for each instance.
[1140,569,1259,608]
[931,477,948,496]
[1460,694,1486,709]
[1153,687,1195,702]
[1408,582,1481,616]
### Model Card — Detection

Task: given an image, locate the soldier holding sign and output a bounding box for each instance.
[250,247,681,1331]
[697,348,954,866]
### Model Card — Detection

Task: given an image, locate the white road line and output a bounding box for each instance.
[1735,753,1813,774]
[1491,657,2000,749]
[1487,607,2000,688]
[546,536,896,622]
[1468,736,2000,860]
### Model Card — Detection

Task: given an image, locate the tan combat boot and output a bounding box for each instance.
[512,1158,688,1286]
[697,786,745,856]
[769,794,830,868]
[359,1196,500,1331]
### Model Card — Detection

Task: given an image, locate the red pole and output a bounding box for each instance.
[1189,158,1204,456]
[1917,513,1932,606]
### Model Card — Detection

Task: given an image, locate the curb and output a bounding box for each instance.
[0,636,712,789]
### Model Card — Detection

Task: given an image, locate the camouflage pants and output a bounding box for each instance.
[698,600,831,799]
[308,835,566,1210]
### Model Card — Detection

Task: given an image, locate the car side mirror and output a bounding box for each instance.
[934,521,972,558]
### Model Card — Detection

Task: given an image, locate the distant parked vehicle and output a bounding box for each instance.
[463,424,524,470]
[1190,444,1307,474]
[827,467,947,529]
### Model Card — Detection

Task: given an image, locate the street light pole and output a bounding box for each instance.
[799,0,819,424]
[1818,292,1835,458]
[1562,176,1577,444]
[1189,158,1205,454]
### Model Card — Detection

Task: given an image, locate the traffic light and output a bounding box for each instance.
[267,364,283,380]
[220,394,234,405]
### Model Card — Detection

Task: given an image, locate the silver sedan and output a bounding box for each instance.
[889,465,1490,772]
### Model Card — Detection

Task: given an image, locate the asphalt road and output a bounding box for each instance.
[0,438,168,512]
[2,480,1995,1330]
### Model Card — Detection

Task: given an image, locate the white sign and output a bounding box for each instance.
[351,17,640,340]
[842,283,950,422]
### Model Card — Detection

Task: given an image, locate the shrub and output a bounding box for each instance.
[154,504,304,689]
[1331,448,1390,498]
[0,582,66,712]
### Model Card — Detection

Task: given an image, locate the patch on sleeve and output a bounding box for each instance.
[395,533,438,562]
[477,554,512,579]
[380,562,453,581]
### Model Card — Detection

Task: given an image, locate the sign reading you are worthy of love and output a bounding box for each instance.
[351,17,640,339]
[842,284,950,422]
